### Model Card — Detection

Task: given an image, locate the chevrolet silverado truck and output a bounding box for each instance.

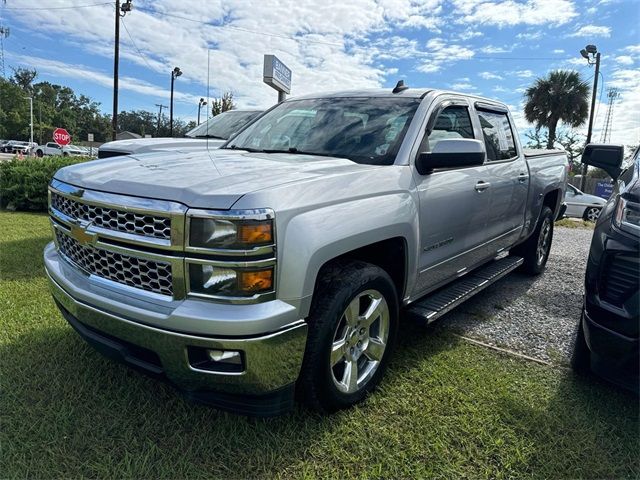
[97,109,261,159]
[44,86,568,415]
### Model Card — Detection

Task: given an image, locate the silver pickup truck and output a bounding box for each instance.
[44,86,568,415]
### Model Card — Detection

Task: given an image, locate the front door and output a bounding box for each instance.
[412,101,492,296]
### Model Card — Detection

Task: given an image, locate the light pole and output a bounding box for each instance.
[197,98,207,125]
[25,96,33,153]
[112,0,133,141]
[579,44,601,190]
[169,66,182,136]
[155,103,167,136]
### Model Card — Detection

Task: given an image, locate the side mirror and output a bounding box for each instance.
[416,139,485,175]
[581,143,624,180]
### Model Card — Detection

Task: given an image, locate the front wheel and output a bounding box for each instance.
[583,207,601,222]
[511,206,554,275]
[298,261,398,412]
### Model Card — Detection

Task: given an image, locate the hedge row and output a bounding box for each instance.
[0,156,91,211]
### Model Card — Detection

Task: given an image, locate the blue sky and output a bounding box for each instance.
[1,0,638,144]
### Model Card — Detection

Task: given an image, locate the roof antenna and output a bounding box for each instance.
[392,80,408,94]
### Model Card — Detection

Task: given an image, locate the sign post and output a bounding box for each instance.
[53,128,71,146]
[263,54,291,103]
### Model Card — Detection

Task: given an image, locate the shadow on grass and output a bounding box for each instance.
[0,316,452,478]
[0,236,51,281]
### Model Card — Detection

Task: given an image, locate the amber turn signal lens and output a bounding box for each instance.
[238,223,273,244]
[239,269,273,293]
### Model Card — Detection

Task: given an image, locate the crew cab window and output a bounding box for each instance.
[226,97,421,165]
[427,106,474,150]
[477,109,517,161]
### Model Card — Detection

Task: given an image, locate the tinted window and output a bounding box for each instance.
[226,97,421,165]
[477,109,517,161]
[186,110,261,139]
[427,105,474,150]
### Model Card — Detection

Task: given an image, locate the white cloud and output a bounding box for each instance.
[479,71,503,80]
[458,29,483,40]
[449,82,476,91]
[552,49,565,54]
[568,25,611,37]
[417,38,475,73]
[615,55,635,66]
[480,45,514,54]
[4,0,446,111]
[622,44,640,55]
[515,70,535,78]
[453,0,578,26]
[516,31,543,40]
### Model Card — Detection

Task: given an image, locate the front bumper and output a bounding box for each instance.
[45,245,308,415]
[582,308,639,394]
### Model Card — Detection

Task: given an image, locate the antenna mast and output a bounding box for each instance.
[599,88,621,143]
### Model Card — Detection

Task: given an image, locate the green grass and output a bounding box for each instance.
[1,211,638,479]
[555,218,596,229]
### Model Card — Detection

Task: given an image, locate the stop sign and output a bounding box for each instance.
[53,128,71,146]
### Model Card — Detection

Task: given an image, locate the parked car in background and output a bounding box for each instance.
[564,183,607,221]
[4,140,34,154]
[35,143,86,157]
[572,144,639,394]
[97,109,262,159]
[45,86,568,415]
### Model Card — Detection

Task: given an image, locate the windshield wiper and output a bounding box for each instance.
[194,134,226,139]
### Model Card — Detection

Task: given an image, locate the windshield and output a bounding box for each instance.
[225,97,421,165]
[186,110,261,139]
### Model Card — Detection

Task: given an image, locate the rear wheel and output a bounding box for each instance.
[36,149,44,158]
[583,207,601,222]
[511,206,554,275]
[298,261,398,412]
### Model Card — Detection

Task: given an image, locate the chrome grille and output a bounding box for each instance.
[55,230,173,296]
[51,192,171,240]
[601,255,639,307]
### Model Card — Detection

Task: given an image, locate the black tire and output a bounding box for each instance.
[511,206,554,275]
[583,206,601,223]
[298,260,399,413]
[36,149,44,158]
[571,314,591,374]
[62,152,69,157]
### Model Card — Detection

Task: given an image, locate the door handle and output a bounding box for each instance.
[475,181,491,192]
[517,173,529,183]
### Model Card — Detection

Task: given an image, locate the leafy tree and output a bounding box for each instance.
[524,70,589,149]
[10,67,37,93]
[526,127,585,173]
[210,92,235,116]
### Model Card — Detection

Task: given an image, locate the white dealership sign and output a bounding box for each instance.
[263,54,291,94]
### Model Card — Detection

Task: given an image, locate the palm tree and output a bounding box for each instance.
[524,70,590,149]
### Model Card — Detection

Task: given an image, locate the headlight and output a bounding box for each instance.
[187,262,274,298]
[187,209,274,251]
[614,197,640,235]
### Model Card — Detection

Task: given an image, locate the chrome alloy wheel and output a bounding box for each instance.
[586,207,600,222]
[330,289,390,394]
[537,217,552,265]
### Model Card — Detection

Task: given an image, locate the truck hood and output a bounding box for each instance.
[54,149,375,209]
[98,137,225,155]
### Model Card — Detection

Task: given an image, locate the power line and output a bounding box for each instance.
[2,2,111,10]
[120,16,156,72]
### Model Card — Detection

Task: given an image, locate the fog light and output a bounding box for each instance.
[207,349,242,364]
[188,346,244,373]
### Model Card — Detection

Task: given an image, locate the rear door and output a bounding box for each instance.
[411,98,492,296]
[473,104,528,255]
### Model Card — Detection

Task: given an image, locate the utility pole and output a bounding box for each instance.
[600,88,620,143]
[25,96,33,152]
[112,0,132,141]
[155,103,166,136]
[169,66,182,136]
[579,45,600,191]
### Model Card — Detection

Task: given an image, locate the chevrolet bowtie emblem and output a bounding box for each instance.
[70,223,97,246]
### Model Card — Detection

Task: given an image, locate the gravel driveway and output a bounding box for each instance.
[431,226,594,364]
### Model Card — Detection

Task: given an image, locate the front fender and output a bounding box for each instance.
[277,193,419,318]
